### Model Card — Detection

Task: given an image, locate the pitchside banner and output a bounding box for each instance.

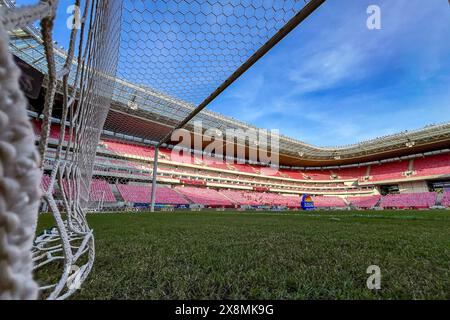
[301,194,315,210]
[13,55,44,99]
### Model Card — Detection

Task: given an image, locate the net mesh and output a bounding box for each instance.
[0,0,320,300]
[35,0,121,299]
[0,0,121,299]
[107,0,312,143]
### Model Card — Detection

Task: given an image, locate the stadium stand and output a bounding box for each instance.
[334,167,367,180]
[101,139,154,158]
[370,161,409,181]
[89,180,116,202]
[33,122,450,209]
[117,184,189,204]
[219,190,300,207]
[348,195,381,209]
[441,191,450,207]
[175,187,233,206]
[379,192,436,209]
[219,189,260,206]
[312,196,347,208]
[303,170,333,180]
[9,0,449,302]
[41,175,52,193]
[413,154,450,176]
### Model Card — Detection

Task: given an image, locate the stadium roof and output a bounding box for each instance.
[5,0,450,166]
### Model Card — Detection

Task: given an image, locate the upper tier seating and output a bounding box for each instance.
[313,196,347,208]
[117,184,189,204]
[278,169,304,180]
[175,186,232,206]
[380,192,436,209]
[200,157,231,170]
[370,161,409,181]
[90,179,116,202]
[413,154,450,177]
[302,170,332,180]
[334,167,367,180]
[229,164,256,174]
[32,120,69,141]
[348,195,381,208]
[440,191,450,207]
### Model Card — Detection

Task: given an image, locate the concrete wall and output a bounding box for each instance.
[398,181,429,193]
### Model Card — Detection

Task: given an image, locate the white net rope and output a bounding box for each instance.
[0,11,42,300]
[0,0,120,299]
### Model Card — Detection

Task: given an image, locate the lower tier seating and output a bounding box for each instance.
[117,184,189,204]
[218,189,300,207]
[441,191,450,207]
[370,161,409,181]
[380,192,436,209]
[175,186,232,206]
[312,196,347,208]
[41,174,52,193]
[90,179,116,202]
[348,195,381,208]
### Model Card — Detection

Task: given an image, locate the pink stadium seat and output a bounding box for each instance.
[370,161,408,181]
[219,190,259,205]
[348,195,381,208]
[158,148,172,161]
[278,170,304,180]
[117,184,189,204]
[413,154,450,177]
[200,157,230,170]
[441,191,450,207]
[32,120,70,141]
[334,167,367,180]
[380,192,436,209]
[175,186,232,206]
[219,189,300,207]
[41,174,53,193]
[302,171,332,180]
[32,119,42,136]
[101,140,154,158]
[313,196,347,208]
[90,180,116,202]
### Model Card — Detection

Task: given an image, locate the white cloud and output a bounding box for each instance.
[288,45,365,95]
[209,0,450,146]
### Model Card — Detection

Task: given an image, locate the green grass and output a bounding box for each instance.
[36,210,450,299]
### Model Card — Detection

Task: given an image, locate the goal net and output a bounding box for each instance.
[0,0,323,300]
[0,0,121,299]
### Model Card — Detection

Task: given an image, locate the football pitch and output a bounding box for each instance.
[37,210,450,300]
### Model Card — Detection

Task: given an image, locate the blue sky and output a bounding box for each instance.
[208,0,450,146]
[15,0,450,147]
